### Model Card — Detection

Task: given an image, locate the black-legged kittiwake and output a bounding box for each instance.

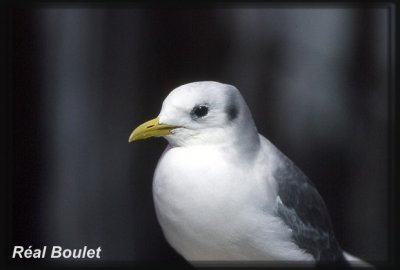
[128,81,369,267]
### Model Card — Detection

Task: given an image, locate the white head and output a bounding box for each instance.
[129,81,259,150]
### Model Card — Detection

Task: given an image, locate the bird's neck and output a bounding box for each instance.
[231,126,261,161]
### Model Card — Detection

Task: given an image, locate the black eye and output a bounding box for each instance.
[191,105,209,118]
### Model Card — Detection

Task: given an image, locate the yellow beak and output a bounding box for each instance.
[128,117,176,142]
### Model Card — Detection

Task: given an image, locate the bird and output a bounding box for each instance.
[128,81,368,266]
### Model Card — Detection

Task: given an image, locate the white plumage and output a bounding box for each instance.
[129,81,368,266]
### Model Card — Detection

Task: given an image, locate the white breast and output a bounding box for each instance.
[152,141,314,262]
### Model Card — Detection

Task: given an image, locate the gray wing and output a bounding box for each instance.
[273,152,347,264]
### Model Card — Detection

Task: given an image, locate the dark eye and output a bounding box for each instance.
[191,105,209,118]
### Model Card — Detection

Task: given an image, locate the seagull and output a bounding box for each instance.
[128,81,367,266]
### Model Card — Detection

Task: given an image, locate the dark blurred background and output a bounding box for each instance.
[8,5,392,266]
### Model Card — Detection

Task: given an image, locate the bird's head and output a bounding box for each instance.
[129,81,259,148]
